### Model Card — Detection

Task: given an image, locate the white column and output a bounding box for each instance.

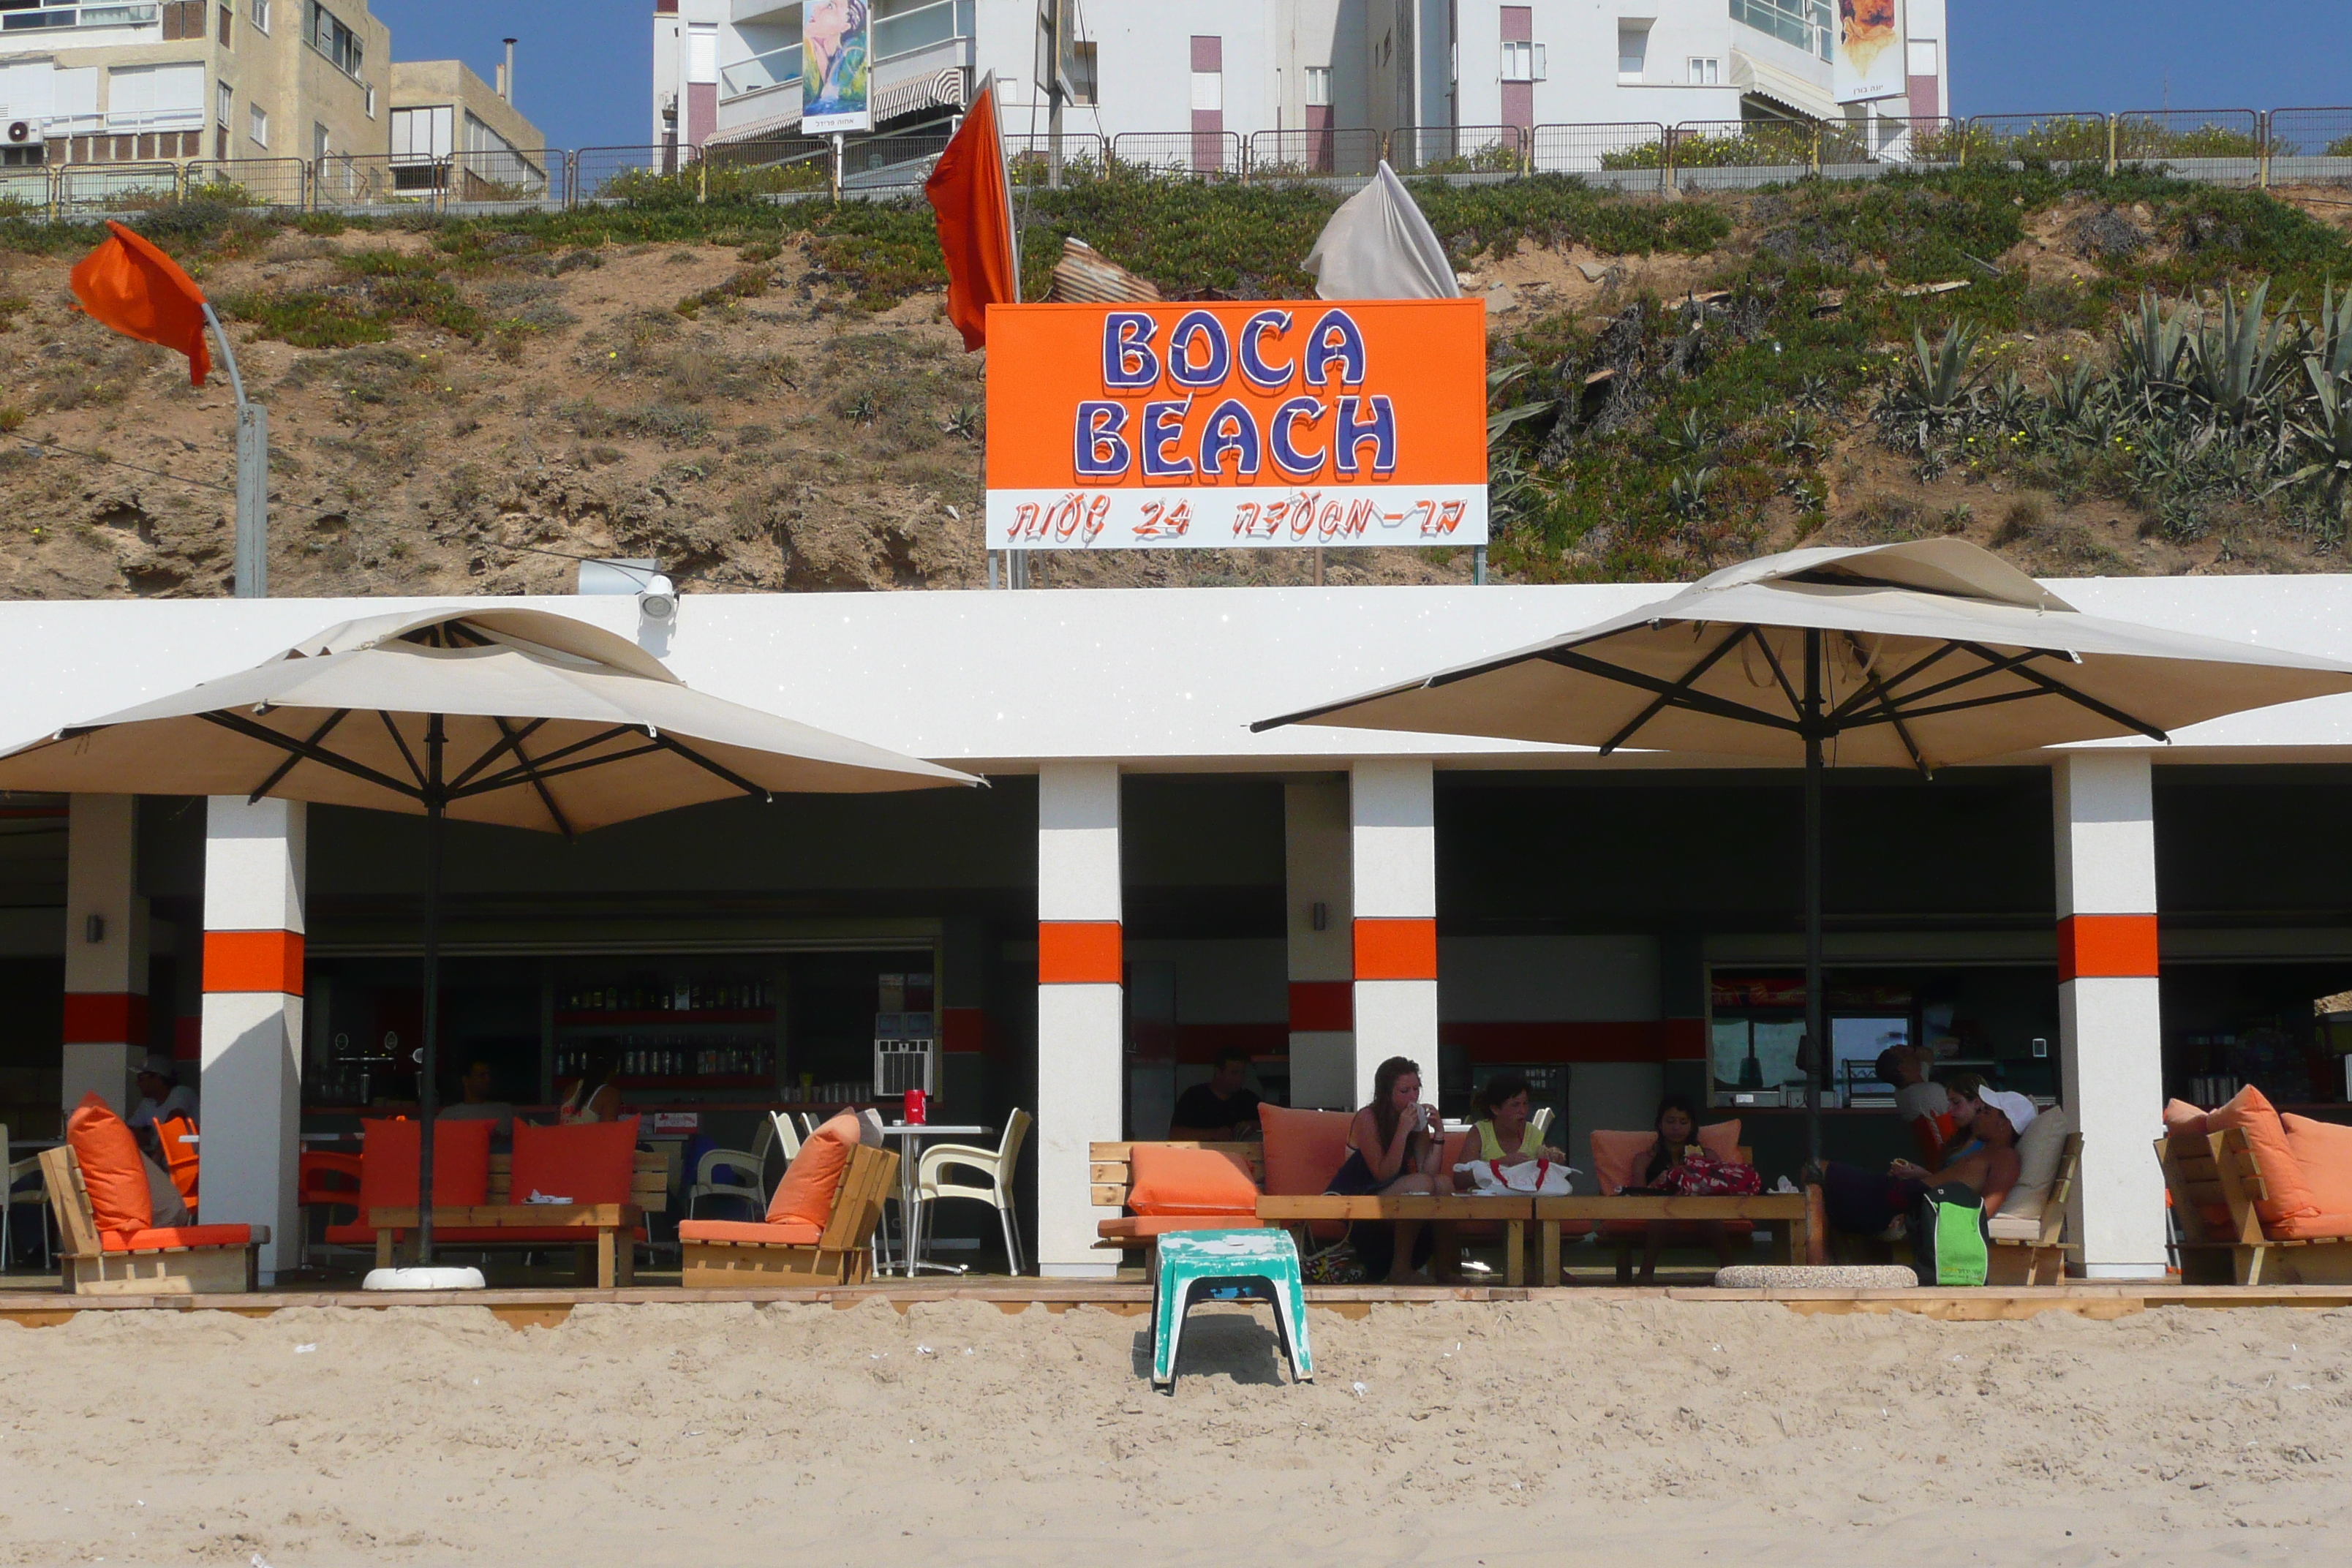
[1350,758,1436,1110]
[201,796,306,1284]
[2053,753,2166,1280]
[61,795,150,1114]
[1284,777,1354,1111]
[1035,762,1121,1279]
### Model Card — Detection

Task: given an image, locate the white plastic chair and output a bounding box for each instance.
[913,1109,1033,1276]
[686,1117,777,1220]
[1530,1106,1556,1143]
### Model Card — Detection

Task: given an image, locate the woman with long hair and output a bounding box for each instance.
[1327,1055,1446,1284]
[1630,1094,1735,1283]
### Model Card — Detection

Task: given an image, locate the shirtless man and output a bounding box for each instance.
[1891,1087,2027,1217]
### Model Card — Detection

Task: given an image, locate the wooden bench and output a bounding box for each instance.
[363,1147,670,1288]
[1537,1192,1809,1284]
[680,1142,897,1286]
[1988,1131,2080,1286]
[1257,1193,1537,1284]
[39,1145,268,1295]
[1090,1141,1266,1263]
[2157,1126,2352,1285]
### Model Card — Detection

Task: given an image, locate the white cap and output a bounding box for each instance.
[1977,1088,2038,1136]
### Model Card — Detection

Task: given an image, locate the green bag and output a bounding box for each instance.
[1921,1182,1989,1286]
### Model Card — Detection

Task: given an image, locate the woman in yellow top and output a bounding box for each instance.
[1458,1071,1564,1180]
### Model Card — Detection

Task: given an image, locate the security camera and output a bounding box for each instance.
[637,574,678,625]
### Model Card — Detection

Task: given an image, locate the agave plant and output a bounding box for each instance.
[1665,409,1719,460]
[2047,360,2107,429]
[2180,279,2304,442]
[2114,292,2191,406]
[1897,319,1986,422]
[2311,281,2352,386]
[1665,464,1714,521]
[1776,409,1825,458]
[1486,361,1555,445]
[2272,363,2352,524]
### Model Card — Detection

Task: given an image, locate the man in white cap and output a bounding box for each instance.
[128,1053,199,1131]
[1813,1085,2026,1242]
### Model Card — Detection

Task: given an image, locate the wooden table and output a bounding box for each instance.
[1534,1194,1810,1284]
[367,1204,642,1287]
[1256,1195,1537,1284]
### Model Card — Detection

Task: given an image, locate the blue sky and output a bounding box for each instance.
[372,0,2352,153]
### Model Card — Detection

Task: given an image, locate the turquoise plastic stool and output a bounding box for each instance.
[1150,1229,1313,1392]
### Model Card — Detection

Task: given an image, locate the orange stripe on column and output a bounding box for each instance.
[2057,913,2158,981]
[63,992,151,1044]
[1354,917,1437,981]
[203,930,306,995]
[1039,921,1122,984]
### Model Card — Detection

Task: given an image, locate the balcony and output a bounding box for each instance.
[720,41,802,102]
[0,2,159,31]
[1729,0,1831,63]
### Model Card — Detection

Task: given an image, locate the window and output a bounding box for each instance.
[366,84,374,118]
[1303,65,1330,107]
[108,63,205,129]
[313,120,329,165]
[687,23,717,85]
[1501,41,1546,81]
[217,4,231,45]
[248,102,267,146]
[1687,56,1719,84]
[1617,22,1648,78]
[249,0,268,30]
[307,2,363,78]
[1907,38,1938,76]
[1190,69,1221,112]
[216,80,231,127]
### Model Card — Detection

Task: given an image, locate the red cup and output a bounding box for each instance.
[904,1088,927,1125]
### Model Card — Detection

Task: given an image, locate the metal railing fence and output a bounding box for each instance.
[11,101,2352,222]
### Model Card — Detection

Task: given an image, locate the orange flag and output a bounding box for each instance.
[923,76,1019,353]
[69,220,213,386]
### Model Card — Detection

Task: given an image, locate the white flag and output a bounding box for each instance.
[1301,161,1463,301]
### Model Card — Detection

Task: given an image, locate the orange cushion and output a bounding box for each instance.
[100,1224,253,1251]
[67,1093,151,1235]
[2163,1099,2210,1137]
[1098,1215,1270,1239]
[1127,1145,1259,1216]
[2269,1211,2352,1241]
[1259,1106,1354,1195]
[511,1117,640,1207]
[2206,1085,2318,1229]
[359,1118,494,1211]
[2283,1115,2352,1218]
[1591,1121,1742,1195]
[766,1112,860,1227]
[679,1218,826,1245]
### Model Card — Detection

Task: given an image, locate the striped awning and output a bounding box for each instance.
[706,66,965,146]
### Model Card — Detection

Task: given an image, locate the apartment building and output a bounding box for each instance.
[0,0,546,183]
[0,0,386,170]
[652,0,1950,162]
[390,56,546,197]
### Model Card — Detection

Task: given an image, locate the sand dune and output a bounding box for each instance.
[4,1297,2348,1566]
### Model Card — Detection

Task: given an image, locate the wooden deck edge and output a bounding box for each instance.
[7,1281,2351,1326]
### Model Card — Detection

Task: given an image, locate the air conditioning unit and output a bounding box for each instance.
[873,1025,938,1100]
[5,119,40,147]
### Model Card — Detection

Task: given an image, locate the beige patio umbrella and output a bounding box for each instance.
[1254,539,2352,1156]
[0,605,979,1259]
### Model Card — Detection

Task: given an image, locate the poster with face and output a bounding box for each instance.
[1833,0,1904,105]
[802,0,872,134]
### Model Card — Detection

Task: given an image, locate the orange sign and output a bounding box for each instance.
[984,299,1487,550]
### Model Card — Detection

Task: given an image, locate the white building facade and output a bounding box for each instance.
[652,0,1950,161]
[8,572,2352,1289]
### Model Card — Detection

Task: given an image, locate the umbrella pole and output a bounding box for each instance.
[1803,632,1825,1166]
[417,719,446,1265]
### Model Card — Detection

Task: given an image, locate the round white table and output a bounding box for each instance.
[875,1122,991,1275]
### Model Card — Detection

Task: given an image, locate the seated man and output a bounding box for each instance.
[128,1054,198,1131]
[438,1058,516,1139]
[1167,1047,1263,1141]
[1812,1086,2027,1243]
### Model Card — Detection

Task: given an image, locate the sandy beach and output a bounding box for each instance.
[3,1298,2348,1566]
